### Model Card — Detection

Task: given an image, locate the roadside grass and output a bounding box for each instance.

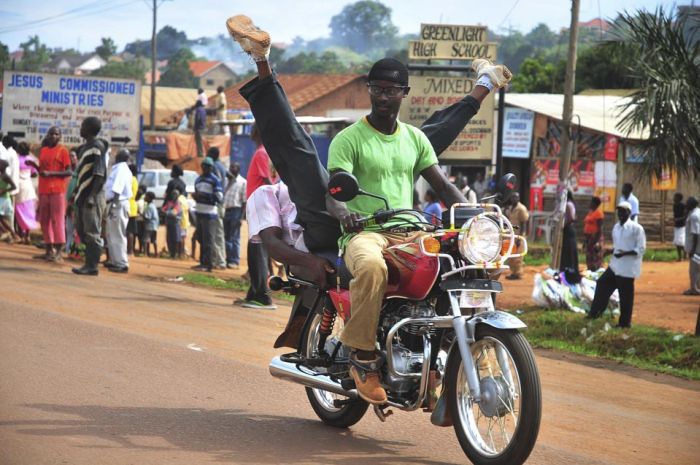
[180,272,295,302]
[518,307,700,380]
[523,248,679,266]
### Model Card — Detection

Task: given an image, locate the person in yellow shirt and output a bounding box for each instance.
[127,164,139,255]
[178,191,190,257]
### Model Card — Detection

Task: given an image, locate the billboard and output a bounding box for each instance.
[399,75,494,161]
[2,71,141,146]
[503,107,534,159]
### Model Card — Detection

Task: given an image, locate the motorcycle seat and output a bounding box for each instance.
[288,249,353,288]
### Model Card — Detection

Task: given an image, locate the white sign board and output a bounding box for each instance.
[2,71,141,146]
[502,107,534,159]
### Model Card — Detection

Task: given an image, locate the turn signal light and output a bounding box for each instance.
[501,237,512,256]
[424,236,441,254]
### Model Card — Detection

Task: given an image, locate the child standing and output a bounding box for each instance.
[143,191,159,257]
[134,186,146,254]
[178,191,190,257]
[0,159,18,242]
[162,189,183,258]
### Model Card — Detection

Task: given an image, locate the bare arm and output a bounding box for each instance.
[327,169,364,232]
[420,164,467,208]
[259,227,335,288]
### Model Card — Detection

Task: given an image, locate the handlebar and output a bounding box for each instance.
[357,208,398,227]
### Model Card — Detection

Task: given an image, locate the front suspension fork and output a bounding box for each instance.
[448,292,482,402]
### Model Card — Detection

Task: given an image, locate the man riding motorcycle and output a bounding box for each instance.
[226,14,512,404]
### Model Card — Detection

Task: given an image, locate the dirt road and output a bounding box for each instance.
[1,244,699,465]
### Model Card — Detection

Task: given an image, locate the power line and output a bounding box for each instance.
[0,0,140,34]
[497,0,522,30]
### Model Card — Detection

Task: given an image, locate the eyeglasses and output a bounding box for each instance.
[367,84,407,98]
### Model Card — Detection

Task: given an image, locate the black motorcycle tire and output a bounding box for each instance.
[301,311,368,428]
[445,326,541,465]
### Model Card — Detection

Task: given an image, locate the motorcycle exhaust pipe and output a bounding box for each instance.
[269,356,359,399]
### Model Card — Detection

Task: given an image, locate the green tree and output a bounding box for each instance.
[576,43,637,91]
[0,41,10,74]
[96,37,117,60]
[525,23,557,48]
[329,0,398,53]
[612,8,700,177]
[159,48,197,88]
[498,31,535,73]
[91,60,147,82]
[125,25,188,59]
[19,35,50,71]
[510,57,563,93]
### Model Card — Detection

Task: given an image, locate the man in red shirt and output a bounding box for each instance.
[238,124,276,309]
[36,126,73,261]
[245,124,273,198]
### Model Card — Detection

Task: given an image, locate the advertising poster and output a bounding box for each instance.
[651,168,677,190]
[530,158,594,196]
[503,107,534,159]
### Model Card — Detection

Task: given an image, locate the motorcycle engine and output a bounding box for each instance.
[381,300,436,394]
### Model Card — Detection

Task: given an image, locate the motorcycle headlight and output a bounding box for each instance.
[458,216,503,263]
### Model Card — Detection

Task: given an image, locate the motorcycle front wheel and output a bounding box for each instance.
[446,326,541,465]
[301,311,368,428]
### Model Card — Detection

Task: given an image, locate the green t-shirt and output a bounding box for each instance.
[328,117,438,216]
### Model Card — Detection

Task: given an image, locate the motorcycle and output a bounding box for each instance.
[268,172,541,465]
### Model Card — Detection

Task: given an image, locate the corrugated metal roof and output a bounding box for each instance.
[225,73,364,112]
[141,86,198,127]
[504,93,647,140]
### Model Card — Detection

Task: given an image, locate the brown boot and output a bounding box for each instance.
[349,353,387,405]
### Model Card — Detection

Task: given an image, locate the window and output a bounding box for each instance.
[139,171,156,188]
[206,79,215,86]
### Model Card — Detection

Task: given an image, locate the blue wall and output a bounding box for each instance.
[231,133,332,177]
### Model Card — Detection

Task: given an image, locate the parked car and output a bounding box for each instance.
[138,169,198,208]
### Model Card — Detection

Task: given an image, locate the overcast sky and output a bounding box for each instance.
[0,0,691,52]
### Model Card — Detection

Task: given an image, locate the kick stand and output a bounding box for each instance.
[372,405,393,422]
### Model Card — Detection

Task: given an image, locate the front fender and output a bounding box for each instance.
[468,310,527,331]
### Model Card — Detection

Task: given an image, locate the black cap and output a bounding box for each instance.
[368,58,409,86]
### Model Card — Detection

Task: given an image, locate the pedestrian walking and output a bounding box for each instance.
[36,127,73,261]
[583,196,605,271]
[223,162,246,268]
[505,192,529,280]
[672,192,687,261]
[560,189,581,282]
[126,163,139,255]
[0,159,18,242]
[192,157,223,272]
[143,191,160,257]
[162,189,183,258]
[14,142,40,244]
[683,196,700,296]
[103,149,132,273]
[207,147,228,269]
[588,201,646,328]
[72,117,108,276]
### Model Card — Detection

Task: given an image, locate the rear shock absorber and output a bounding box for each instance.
[317,306,337,353]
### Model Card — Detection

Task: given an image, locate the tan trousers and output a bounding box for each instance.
[508,256,523,276]
[340,232,390,351]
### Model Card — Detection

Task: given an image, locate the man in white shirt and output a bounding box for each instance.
[588,201,646,328]
[472,171,487,201]
[620,183,640,222]
[196,88,208,107]
[683,196,700,295]
[247,181,334,289]
[103,149,133,273]
[223,162,246,268]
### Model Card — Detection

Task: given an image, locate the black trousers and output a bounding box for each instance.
[239,72,481,250]
[246,241,271,305]
[589,267,635,327]
[197,214,217,269]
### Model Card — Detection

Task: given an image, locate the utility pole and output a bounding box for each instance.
[550,0,580,270]
[150,0,157,130]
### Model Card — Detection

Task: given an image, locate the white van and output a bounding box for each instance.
[138,169,198,208]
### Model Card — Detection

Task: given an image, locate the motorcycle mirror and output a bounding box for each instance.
[328,171,360,202]
[497,173,518,202]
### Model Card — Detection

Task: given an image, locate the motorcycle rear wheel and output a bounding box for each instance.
[301,311,368,428]
[446,326,541,465]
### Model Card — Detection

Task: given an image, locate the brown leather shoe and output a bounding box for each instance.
[349,355,387,405]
